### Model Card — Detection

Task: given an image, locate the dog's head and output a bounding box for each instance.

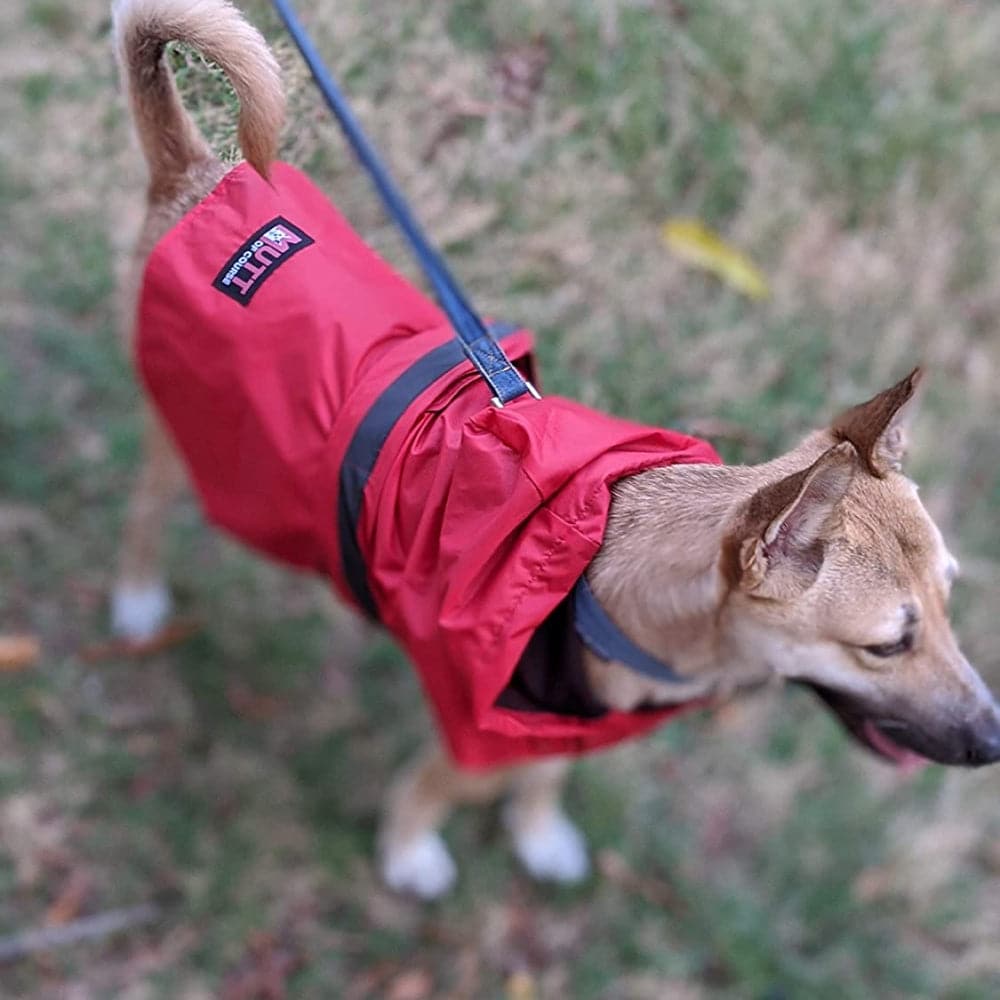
[722,370,1000,767]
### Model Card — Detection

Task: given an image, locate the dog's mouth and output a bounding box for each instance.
[801,682,929,772]
[856,719,929,771]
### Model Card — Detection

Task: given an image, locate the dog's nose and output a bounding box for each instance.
[963,706,1000,766]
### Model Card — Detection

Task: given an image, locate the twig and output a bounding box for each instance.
[78,620,200,662]
[0,902,162,964]
[596,849,689,914]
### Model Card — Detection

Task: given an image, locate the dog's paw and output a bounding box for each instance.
[506,808,590,884]
[380,832,457,900]
[110,580,172,640]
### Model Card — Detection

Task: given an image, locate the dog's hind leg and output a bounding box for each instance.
[111,406,187,639]
[503,757,589,884]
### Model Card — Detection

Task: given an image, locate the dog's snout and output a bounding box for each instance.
[962,705,1000,766]
[964,736,1000,766]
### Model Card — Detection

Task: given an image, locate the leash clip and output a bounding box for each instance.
[491,380,541,409]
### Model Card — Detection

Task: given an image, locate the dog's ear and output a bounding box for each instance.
[831,368,923,477]
[735,443,857,598]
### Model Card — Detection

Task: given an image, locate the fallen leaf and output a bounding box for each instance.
[387,968,433,1000]
[506,970,538,1000]
[225,679,285,721]
[220,931,303,1000]
[0,634,41,671]
[45,870,92,926]
[662,219,769,300]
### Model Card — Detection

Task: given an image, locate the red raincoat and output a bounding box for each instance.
[137,162,721,769]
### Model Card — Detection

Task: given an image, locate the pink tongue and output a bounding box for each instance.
[862,720,929,773]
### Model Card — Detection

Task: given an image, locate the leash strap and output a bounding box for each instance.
[572,576,688,685]
[271,0,538,407]
[274,1,682,686]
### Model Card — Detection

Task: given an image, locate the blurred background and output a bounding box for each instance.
[3,0,1000,996]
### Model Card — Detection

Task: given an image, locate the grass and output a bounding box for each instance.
[4,0,1000,996]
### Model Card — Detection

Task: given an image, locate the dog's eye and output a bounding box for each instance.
[863,634,913,658]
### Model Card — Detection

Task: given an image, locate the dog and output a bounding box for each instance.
[111,0,1000,900]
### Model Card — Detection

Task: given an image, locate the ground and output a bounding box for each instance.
[4,0,1000,997]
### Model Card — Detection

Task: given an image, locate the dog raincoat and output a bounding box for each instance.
[137,162,721,768]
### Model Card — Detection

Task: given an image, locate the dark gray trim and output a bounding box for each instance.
[571,575,687,684]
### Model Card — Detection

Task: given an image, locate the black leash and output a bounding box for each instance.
[270,0,539,408]
[274,1,686,685]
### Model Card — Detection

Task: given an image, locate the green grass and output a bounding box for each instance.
[25,0,76,39]
[4,0,1000,996]
[21,214,115,317]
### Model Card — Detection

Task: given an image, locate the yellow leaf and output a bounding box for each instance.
[506,970,538,1000]
[662,218,769,300]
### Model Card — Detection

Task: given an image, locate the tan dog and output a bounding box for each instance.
[112,0,1000,899]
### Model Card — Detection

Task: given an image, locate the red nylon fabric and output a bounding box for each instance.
[137,162,722,769]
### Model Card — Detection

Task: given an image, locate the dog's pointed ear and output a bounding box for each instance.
[832,368,923,477]
[736,443,857,597]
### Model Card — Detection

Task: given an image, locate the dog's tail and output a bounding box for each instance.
[112,0,285,186]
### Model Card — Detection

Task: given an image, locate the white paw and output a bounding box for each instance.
[110,580,172,640]
[380,832,457,900]
[506,808,590,884]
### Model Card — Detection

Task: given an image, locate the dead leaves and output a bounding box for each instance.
[220,931,304,1000]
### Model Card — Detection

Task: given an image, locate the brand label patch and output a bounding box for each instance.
[212,217,314,305]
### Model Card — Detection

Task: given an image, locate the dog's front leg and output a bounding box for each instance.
[503,757,589,884]
[379,745,588,898]
[379,741,508,899]
[111,406,186,639]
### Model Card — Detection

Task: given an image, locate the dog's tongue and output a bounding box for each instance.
[862,720,929,773]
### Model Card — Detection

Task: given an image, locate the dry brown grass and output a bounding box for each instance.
[5,0,1000,996]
